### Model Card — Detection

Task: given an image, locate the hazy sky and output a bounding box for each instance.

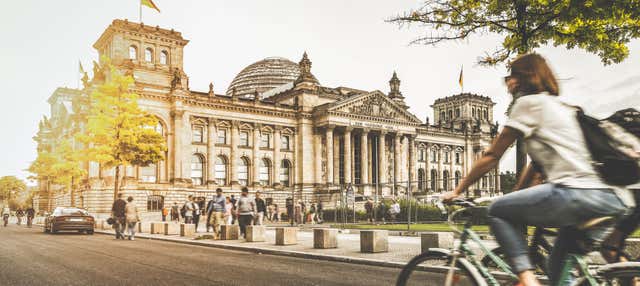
[1,0,639,183]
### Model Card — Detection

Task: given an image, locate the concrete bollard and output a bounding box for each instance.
[220,225,239,240]
[421,232,454,252]
[164,222,179,235]
[180,223,196,237]
[245,225,266,242]
[360,230,389,253]
[314,228,338,249]
[275,227,298,245]
[150,222,165,234]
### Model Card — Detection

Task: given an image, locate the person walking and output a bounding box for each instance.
[171,202,179,222]
[273,204,280,222]
[183,196,194,224]
[230,195,237,225]
[125,196,140,240]
[193,197,202,232]
[316,201,323,224]
[377,202,387,224]
[389,200,400,223]
[15,208,24,226]
[236,187,255,238]
[365,199,374,223]
[294,200,302,225]
[309,203,317,224]
[300,201,307,223]
[111,193,127,240]
[266,203,274,222]
[161,206,169,222]
[2,206,10,227]
[224,196,233,225]
[207,188,226,239]
[26,206,35,228]
[254,191,266,225]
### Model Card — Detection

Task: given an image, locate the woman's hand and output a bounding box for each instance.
[441,191,460,203]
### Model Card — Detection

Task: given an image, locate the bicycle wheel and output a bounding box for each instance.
[396,249,486,286]
[599,262,640,286]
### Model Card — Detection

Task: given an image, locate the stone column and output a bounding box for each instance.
[274,126,282,186]
[333,131,340,185]
[314,128,323,185]
[437,146,443,190]
[207,118,217,185]
[171,110,185,181]
[230,121,239,185]
[393,134,401,192]
[425,143,431,191]
[408,135,416,192]
[344,127,352,184]
[253,124,261,186]
[378,131,387,186]
[360,129,369,188]
[325,125,334,185]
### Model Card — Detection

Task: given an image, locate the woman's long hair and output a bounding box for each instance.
[509,53,559,96]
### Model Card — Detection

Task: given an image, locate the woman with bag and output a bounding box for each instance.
[125,196,140,241]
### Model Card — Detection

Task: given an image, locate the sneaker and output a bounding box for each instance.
[131,237,135,241]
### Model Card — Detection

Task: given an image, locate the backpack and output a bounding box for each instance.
[576,108,640,186]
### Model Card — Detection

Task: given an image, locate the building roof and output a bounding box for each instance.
[226,57,311,97]
[433,92,495,105]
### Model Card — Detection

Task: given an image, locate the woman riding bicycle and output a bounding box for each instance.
[442,53,635,286]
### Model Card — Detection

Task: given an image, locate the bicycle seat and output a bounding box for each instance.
[576,216,615,230]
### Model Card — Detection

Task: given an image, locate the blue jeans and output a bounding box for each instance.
[487,183,628,285]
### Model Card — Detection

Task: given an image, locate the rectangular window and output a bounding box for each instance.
[217,129,227,144]
[261,133,271,148]
[192,126,203,143]
[444,151,450,163]
[281,135,290,150]
[418,149,425,161]
[431,150,438,163]
[455,153,461,164]
[239,131,249,147]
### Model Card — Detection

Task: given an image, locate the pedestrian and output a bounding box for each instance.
[267,204,274,222]
[125,196,140,240]
[171,202,179,222]
[26,206,35,228]
[377,202,387,224]
[224,196,233,225]
[286,198,293,224]
[273,204,280,222]
[316,201,323,224]
[2,206,10,227]
[300,201,307,223]
[236,187,255,238]
[193,197,202,232]
[15,208,24,226]
[161,206,169,222]
[183,196,194,224]
[365,199,374,223]
[254,191,266,225]
[111,193,127,240]
[309,203,317,224]
[207,188,226,239]
[230,194,237,225]
[389,200,400,223]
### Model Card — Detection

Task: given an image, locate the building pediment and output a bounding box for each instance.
[322,91,421,124]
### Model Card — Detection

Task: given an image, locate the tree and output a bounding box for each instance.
[500,171,517,194]
[0,176,27,205]
[28,150,58,211]
[51,139,85,207]
[77,58,166,200]
[389,0,640,178]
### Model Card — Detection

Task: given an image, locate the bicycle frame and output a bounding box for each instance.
[557,254,599,286]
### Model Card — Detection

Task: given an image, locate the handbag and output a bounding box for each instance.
[106,217,116,225]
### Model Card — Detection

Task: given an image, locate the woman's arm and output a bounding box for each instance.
[444,126,521,200]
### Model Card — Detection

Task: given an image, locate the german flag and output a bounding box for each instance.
[141,0,160,12]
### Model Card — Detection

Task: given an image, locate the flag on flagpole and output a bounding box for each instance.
[79,61,85,74]
[141,0,160,12]
[458,65,463,92]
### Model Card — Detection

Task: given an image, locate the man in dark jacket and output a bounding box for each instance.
[25,206,35,228]
[111,193,127,239]
[254,191,266,225]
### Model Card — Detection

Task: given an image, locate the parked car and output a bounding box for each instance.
[44,207,94,234]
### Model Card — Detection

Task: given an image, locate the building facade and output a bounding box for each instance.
[35,20,500,213]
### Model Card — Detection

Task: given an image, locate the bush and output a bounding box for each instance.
[321,208,368,223]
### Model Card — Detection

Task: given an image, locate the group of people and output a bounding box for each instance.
[364,199,401,223]
[1,206,35,228]
[288,200,323,225]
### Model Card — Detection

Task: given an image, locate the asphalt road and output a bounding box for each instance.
[0,225,452,286]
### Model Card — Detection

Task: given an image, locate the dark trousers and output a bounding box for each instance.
[161,215,166,222]
[193,215,200,231]
[238,215,253,237]
[114,217,126,238]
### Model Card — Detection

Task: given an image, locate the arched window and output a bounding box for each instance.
[129,45,137,60]
[448,110,453,120]
[238,157,250,186]
[455,108,460,118]
[430,169,438,191]
[214,156,227,186]
[418,169,425,191]
[191,154,204,185]
[443,170,450,191]
[259,158,271,186]
[484,109,488,120]
[455,171,461,187]
[440,111,446,121]
[145,47,153,62]
[147,195,164,212]
[472,108,476,118]
[160,50,168,65]
[280,160,291,187]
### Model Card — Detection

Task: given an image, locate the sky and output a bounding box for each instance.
[1,0,639,183]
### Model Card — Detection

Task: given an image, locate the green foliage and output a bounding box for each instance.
[500,171,517,194]
[0,176,27,201]
[389,0,640,65]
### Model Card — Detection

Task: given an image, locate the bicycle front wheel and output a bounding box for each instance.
[396,249,486,286]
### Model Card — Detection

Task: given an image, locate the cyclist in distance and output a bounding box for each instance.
[442,53,635,286]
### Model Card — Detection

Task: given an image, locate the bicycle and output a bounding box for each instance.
[396,198,640,286]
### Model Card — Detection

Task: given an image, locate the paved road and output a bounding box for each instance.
[0,225,452,286]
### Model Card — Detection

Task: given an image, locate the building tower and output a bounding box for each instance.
[431,93,495,133]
